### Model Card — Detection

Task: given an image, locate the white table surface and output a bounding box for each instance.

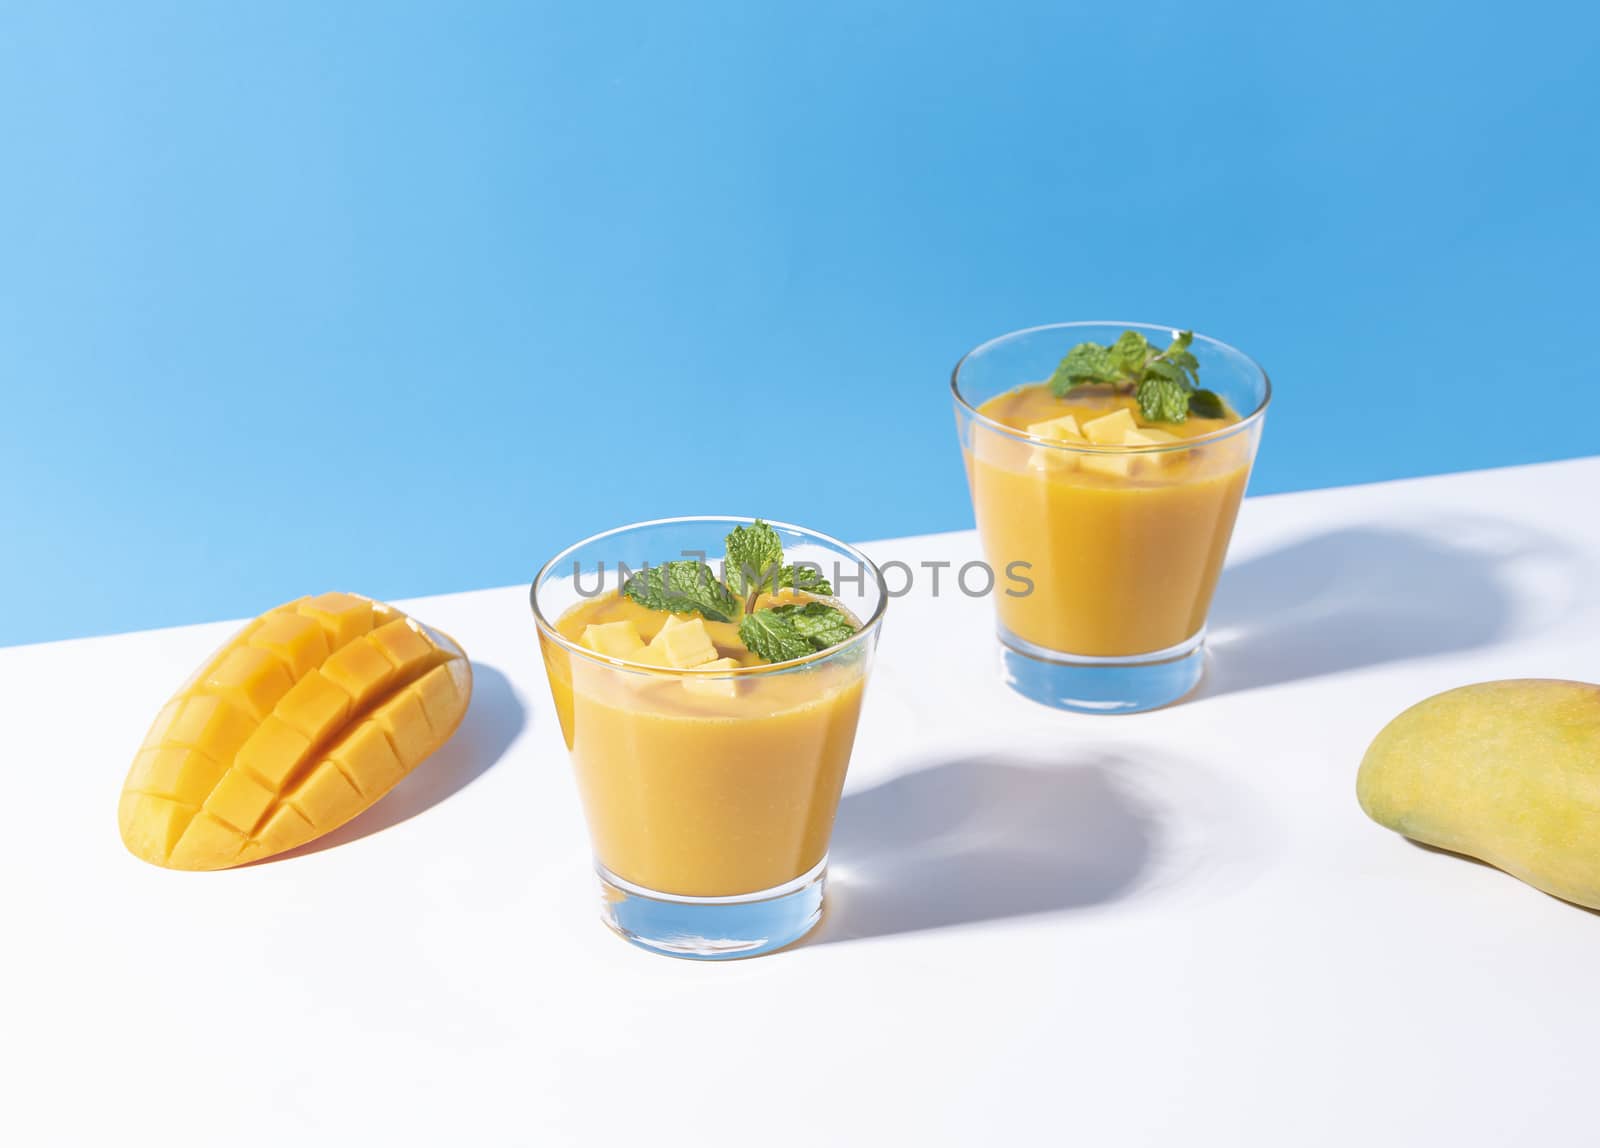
[6,457,1600,1147]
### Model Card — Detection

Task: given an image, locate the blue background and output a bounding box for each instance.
[3,1,1596,647]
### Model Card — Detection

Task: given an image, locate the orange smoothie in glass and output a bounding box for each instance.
[969,385,1249,656]
[531,516,887,959]
[543,592,867,898]
[952,323,1269,713]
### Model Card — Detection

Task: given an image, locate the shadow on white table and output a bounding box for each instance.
[1202,517,1586,698]
[818,752,1161,942]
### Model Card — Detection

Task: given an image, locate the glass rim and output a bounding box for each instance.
[950,320,1273,454]
[529,514,889,676]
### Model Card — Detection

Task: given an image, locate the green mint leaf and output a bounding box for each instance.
[723,520,785,597]
[1188,389,1226,419]
[737,610,816,663]
[777,564,833,595]
[738,602,856,663]
[1136,376,1191,423]
[1109,330,1152,375]
[769,602,855,647]
[622,560,738,622]
[1048,341,1119,397]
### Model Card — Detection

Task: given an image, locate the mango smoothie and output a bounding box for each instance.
[541,592,868,898]
[953,324,1269,713]
[533,516,885,960]
[968,385,1251,656]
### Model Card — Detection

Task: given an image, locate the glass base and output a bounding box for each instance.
[597,857,826,960]
[999,626,1206,714]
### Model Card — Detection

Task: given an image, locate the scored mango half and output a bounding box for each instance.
[118,592,473,870]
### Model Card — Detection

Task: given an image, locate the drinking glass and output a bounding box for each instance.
[531,517,887,958]
[952,322,1270,713]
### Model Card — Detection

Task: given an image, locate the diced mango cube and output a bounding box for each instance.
[291,761,366,829]
[581,619,646,659]
[247,612,330,681]
[118,793,194,863]
[682,657,742,699]
[330,720,407,795]
[131,746,227,806]
[369,689,434,772]
[167,813,248,870]
[233,715,313,789]
[296,592,376,651]
[412,662,465,731]
[203,646,294,721]
[321,637,396,706]
[1082,408,1137,445]
[167,695,254,765]
[1126,427,1180,444]
[203,768,278,834]
[254,804,316,856]
[368,618,438,678]
[1025,413,1083,440]
[275,670,351,743]
[648,616,718,668]
[1079,452,1135,478]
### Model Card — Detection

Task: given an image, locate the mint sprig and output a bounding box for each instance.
[738,602,855,663]
[619,520,856,664]
[1047,328,1223,424]
[724,520,834,612]
[622,560,738,622]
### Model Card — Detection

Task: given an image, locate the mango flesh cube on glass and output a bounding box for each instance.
[1026,413,1083,440]
[649,616,718,668]
[1081,407,1137,445]
[117,593,472,871]
[581,619,646,659]
[1026,413,1085,471]
[682,657,742,698]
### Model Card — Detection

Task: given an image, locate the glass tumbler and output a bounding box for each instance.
[952,322,1270,713]
[531,517,886,958]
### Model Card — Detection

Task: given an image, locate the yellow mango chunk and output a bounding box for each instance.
[247,612,330,681]
[118,593,472,871]
[202,646,295,722]
[369,618,439,678]
[127,746,226,806]
[649,616,718,668]
[1125,427,1180,445]
[321,637,397,707]
[275,670,351,743]
[581,619,646,659]
[296,592,376,650]
[167,695,254,764]
[368,689,434,772]
[682,657,742,699]
[1081,408,1137,445]
[1025,413,1083,440]
[1078,454,1134,478]
[292,760,366,828]
[118,794,194,862]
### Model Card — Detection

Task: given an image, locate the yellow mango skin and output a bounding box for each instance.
[119,592,472,871]
[1357,679,1600,909]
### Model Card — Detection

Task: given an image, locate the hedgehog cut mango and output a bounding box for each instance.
[119,592,472,870]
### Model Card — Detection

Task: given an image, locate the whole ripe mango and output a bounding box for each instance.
[119,592,472,870]
[1357,679,1600,909]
